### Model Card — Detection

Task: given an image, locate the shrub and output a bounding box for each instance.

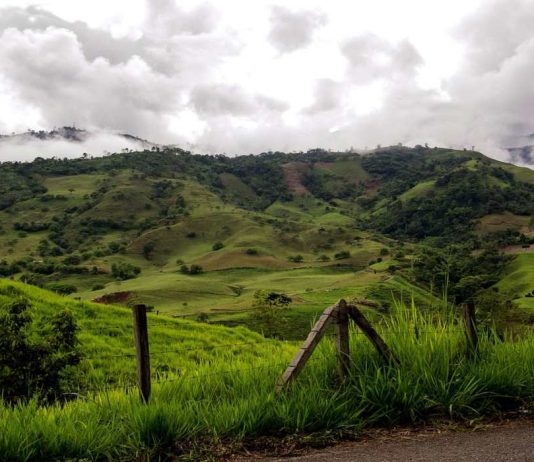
[108,242,122,254]
[63,255,81,265]
[196,312,209,323]
[111,262,141,280]
[186,232,196,238]
[142,241,155,259]
[47,283,78,295]
[246,248,258,255]
[0,298,81,403]
[318,255,330,262]
[288,255,304,263]
[91,284,105,291]
[189,264,203,275]
[334,251,351,260]
[212,242,224,251]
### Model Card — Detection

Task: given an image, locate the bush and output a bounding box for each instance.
[47,283,78,295]
[142,241,155,259]
[91,284,105,291]
[334,251,351,260]
[288,255,304,263]
[180,264,203,275]
[186,232,196,238]
[63,255,81,265]
[196,312,209,323]
[0,298,81,403]
[111,262,141,280]
[245,248,258,255]
[212,242,224,251]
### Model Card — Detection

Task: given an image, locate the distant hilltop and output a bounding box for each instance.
[0,126,159,150]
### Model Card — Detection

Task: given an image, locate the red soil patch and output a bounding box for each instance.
[363,179,381,196]
[93,291,134,305]
[282,162,311,196]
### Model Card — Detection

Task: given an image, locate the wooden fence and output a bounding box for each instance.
[130,300,479,403]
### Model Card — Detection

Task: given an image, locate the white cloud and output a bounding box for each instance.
[0,0,532,166]
[268,6,326,53]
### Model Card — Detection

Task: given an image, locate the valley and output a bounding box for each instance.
[1,146,533,339]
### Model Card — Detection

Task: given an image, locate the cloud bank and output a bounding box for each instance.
[0,0,532,166]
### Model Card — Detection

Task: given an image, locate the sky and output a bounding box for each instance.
[0,0,533,162]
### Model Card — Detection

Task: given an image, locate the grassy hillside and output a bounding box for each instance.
[1,146,533,335]
[0,279,291,389]
[496,253,534,311]
[3,281,534,461]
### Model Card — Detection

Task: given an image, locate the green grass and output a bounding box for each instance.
[2,284,534,461]
[400,180,435,201]
[496,254,534,311]
[0,279,289,390]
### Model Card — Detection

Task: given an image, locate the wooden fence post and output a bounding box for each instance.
[132,304,151,403]
[347,304,399,365]
[463,302,478,358]
[335,299,350,383]
[277,303,339,391]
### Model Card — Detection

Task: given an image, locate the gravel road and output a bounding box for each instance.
[245,420,534,462]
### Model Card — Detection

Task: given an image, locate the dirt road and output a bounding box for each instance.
[245,420,534,462]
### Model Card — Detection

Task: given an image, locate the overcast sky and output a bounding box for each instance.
[1,0,533,162]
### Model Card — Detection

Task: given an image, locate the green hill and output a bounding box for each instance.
[496,253,534,312]
[0,279,291,390]
[1,145,533,335]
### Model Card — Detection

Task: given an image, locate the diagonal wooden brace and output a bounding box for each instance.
[347,304,400,365]
[277,302,339,391]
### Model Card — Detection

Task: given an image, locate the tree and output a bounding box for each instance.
[111,262,141,280]
[252,290,292,338]
[212,242,224,251]
[189,264,203,275]
[0,298,81,403]
[142,241,155,260]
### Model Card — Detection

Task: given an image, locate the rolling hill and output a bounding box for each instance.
[0,145,533,337]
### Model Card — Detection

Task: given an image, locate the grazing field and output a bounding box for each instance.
[496,253,534,311]
[2,281,534,462]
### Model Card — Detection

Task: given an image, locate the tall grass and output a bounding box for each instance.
[2,300,534,461]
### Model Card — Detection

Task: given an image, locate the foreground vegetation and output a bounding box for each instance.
[1,145,533,459]
[2,281,534,461]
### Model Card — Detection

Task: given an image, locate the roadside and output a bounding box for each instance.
[236,418,534,462]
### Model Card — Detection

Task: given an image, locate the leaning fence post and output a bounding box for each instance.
[277,303,339,392]
[132,304,151,403]
[463,302,478,358]
[347,304,400,365]
[335,299,350,383]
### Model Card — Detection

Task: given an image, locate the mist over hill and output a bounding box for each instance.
[0,127,159,162]
[1,126,534,171]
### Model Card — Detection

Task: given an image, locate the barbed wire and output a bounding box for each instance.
[82,341,283,360]
[72,361,288,395]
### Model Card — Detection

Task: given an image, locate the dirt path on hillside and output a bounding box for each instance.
[240,420,534,462]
